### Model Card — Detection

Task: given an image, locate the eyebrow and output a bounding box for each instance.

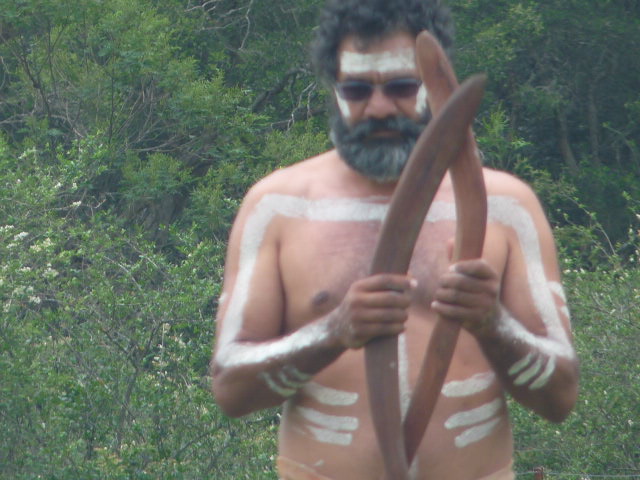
[340,48,416,75]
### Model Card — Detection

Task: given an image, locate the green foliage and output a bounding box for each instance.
[1,0,639,477]
[511,261,640,477]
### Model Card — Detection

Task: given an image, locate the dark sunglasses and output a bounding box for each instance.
[335,77,422,102]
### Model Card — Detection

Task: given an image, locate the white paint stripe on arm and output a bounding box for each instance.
[508,352,534,376]
[530,355,556,390]
[489,197,574,358]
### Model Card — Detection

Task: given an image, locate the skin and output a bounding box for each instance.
[211,31,579,480]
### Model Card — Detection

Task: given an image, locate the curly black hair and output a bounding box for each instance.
[311,0,454,84]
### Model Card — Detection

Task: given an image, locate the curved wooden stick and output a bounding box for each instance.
[365,72,487,479]
[403,31,488,465]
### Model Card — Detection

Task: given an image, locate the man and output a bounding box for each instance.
[211,0,579,478]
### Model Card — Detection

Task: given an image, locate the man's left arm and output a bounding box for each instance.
[432,176,579,422]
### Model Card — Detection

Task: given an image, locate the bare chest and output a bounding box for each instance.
[278,214,455,330]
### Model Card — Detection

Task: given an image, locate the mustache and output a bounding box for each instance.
[346,116,423,142]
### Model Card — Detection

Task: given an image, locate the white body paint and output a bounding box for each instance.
[442,372,496,398]
[261,365,312,397]
[445,398,503,430]
[302,382,359,407]
[296,406,359,446]
[215,192,574,451]
[454,417,503,449]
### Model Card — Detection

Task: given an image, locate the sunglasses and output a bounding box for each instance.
[335,77,422,102]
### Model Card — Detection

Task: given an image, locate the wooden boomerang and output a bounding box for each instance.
[403,31,488,467]
[364,57,487,480]
[364,32,488,479]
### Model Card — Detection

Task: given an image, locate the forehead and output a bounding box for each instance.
[338,31,417,76]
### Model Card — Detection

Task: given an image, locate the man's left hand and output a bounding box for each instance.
[431,259,500,337]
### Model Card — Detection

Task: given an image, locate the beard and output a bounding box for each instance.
[330,110,429,183]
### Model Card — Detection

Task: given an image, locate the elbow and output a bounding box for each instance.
[211,376,249,418]
[210,363,256,418]
[545,364,580,423]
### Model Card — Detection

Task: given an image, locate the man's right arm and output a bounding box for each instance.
[210,186,414,417]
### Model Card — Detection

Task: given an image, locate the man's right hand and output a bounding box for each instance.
[330,274,416,349]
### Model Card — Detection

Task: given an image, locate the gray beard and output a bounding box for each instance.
[330,112,427,183]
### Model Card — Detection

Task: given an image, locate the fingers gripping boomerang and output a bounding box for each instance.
[364,31,488,479]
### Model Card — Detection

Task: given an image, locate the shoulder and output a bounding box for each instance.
[243,150,340,205]
[483,168,537,200]
[482,167,544,213]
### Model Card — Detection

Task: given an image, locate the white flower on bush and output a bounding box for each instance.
[44,266,59,279]
[13,232,29,241]
[30,238,54,252]
[29,295,41,305]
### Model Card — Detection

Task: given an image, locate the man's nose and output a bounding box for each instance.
[363,86,399,119]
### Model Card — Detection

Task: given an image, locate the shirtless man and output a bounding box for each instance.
[210,1,579,479]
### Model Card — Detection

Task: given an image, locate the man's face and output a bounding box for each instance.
[331,31,429,183]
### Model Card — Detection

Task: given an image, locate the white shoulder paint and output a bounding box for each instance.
[340,48,416,75]
[488,197,574,359]
[442,372,496,398]
[302,382,359,407]
[548,281,567,302]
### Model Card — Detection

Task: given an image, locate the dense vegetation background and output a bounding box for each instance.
[1,0,638,478]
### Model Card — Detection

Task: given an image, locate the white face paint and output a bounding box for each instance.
[415,83,428,117]
[340,48,416,75]
[337,48,424,118]
[334,87,351,120]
